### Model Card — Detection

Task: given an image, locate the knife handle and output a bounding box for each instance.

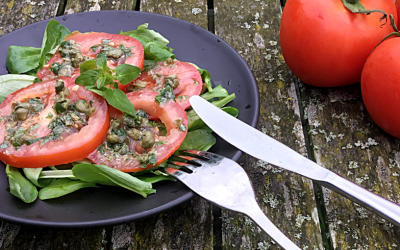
[319,171,400,227]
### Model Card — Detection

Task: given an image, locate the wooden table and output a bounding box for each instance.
[1,0,400,249]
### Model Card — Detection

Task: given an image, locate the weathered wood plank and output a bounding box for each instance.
[214,0,324,249]
[0,221,106,250]
[301,84,400,249]
[0,0,61,37]
[64,0,135,14]
[141,0,208,30]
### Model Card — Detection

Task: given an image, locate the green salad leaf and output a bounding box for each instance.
[23,168,54,188]
[188,63,213,93]
[6,165,38,203]
[179,129,217,152]
[39,179,98,200]
[121,23,175,63]
[6,47,41,74]
[72,163,155,197]
[0,74,36,103]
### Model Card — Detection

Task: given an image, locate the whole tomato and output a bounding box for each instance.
[280,0,397,87]
[361,37,400,138]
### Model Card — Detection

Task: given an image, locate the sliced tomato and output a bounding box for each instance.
[124,60,203,110]
[0,77,109,168]
[88,90,188,173]
[37,31,145,85]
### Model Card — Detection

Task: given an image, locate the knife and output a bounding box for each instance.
[189,95,400,227]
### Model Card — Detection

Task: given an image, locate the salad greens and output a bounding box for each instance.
[2,20,239,203]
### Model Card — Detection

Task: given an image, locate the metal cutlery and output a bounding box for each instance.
[189,95,400,227]
[166,150,301,250]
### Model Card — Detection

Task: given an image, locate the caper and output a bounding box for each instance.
[50,62,62,74]
[18,134,36,145]
[75,100,89,113]
[63,86,70,96]
[141,131,155,149]
[165,74,179,89]
[86,107,96,118]
[58,65,74,77]
[123,115,137,128]
[139,117,149,127]
[5,121,18,130]
[15,102,32,111]
[126,128,142,141]
[14,108,29,121]
[165,57,173,65]
[118,145,130,155]
[107,134,122,143]
[111,119,121,129]
[55,79,65,94]
[136,153,149,163]
[124,137,131,145]
[106,49,123,58]
[61,99,72,110]
[70,112,81,121]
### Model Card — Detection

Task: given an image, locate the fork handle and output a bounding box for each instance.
[245,204,301,250]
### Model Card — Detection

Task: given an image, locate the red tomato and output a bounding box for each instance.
[280,0,397,87]
[0,77,109,168]
[124,61,203,110]
[361,37,400,138]
[37,31,145,85]
[88,90,188,173]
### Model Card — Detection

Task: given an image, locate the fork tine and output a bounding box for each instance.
[167,160,197,171]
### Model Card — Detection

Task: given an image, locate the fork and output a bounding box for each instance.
[166,150,301,250]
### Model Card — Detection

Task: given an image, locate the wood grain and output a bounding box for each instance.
[141,0,208,30]
[64,0,135,14]
[0,0,61,36]
[213,0,324,249]
[301,83,400,249]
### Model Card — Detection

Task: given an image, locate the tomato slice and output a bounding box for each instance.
[37,31,145,85]
[0,77,109,168]
[124,60,203,110]
[88,90,188,173]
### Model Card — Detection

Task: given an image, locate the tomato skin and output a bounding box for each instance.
[361,37,400,138]
[0,77,110,168]
[88,90,188,173]
[280,0,397,87]
[124,61,203,110]
[37,31,145,86]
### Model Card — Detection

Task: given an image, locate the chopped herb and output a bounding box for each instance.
[46,113,53,118]
[0,141,9,149]
[179,124,187,132]
[155,141,167,146]
[91,45,98,52]
[97,51,106,59]
[155,84,175,104]
[25,138,40,145]
[116,127,126,136]
[50,62,62,74]
[177,95,189,101]
[53,102,66,114]
[28,124,41,131]
[98,144,106,155]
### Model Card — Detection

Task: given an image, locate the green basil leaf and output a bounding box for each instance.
[86,86,106,97]
[80,60,97,73]
[39,179,98,200]
[96,57,107,71]
[0,74,36,104]
[105,88,136,117]
[97,76,106,89]
[6,46,41,74]
[23,168,54,188]
[39,20,71,70]
[72,163,155,198]
[75,69,101,86]
[115,64,141,85]
[6,165,38,203]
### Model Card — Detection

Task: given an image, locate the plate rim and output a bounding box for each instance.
[0,10,260,228]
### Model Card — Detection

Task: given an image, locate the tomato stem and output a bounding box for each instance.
[372,15,400,52]
[342,0,387,27]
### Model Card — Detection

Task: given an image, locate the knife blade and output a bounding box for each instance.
[189,95,400,227]
[189,95,329,181]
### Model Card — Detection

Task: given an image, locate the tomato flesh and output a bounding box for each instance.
[124,61,202,110]
[88,90,188,172]
[37,31,145,86]
[280,0,397,87]
[0,77,109,168]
